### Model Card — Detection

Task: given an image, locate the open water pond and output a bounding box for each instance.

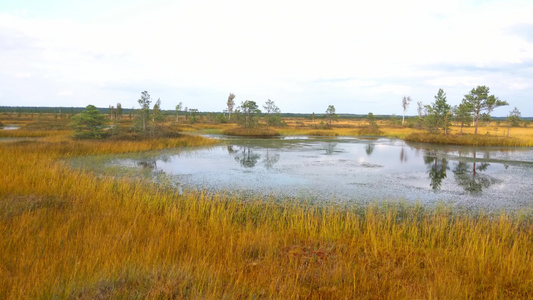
[80,135,533,210]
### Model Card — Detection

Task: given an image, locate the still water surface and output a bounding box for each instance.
[102,135,533,210]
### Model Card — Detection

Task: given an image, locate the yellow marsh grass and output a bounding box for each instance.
[279,118,533,146]
[405,133,530,147]
[0,129,69,138]
[278,125,422,139]
[464,125,533,146]
[223,127,281,136]
[1,137,533,298]
[404,125,533,147]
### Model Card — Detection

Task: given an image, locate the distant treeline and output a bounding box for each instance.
[0,106,529,120]
[0,106,121,115]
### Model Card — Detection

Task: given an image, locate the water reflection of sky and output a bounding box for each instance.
[1,125,21,130]
[106,136,533,211]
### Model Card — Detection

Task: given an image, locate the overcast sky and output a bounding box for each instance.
[1,0,532,116]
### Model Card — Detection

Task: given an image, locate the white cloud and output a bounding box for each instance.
[426,76,483,88]
[57,91,73,96]
[13,72,32,79]
[503,79,531,91]
[0,0,532,115]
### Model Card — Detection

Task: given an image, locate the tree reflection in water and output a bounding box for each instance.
[263,149,280,170]
[423,151,449,190]
[400,147,408,163]
[422,149,499,193]
[324,142,338,155]
[453,151,496,194]
[227,145,237,154]
[228,146,280,169]
[232,147,261,168]
[365,143,374,155]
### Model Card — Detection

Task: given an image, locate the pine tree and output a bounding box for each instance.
[71,105,107,139]
[137,91,152,132]
[463,86,508,134]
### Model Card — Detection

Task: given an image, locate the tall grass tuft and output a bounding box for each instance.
[1,136,533,298]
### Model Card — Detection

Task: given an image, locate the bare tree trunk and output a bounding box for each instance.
[474,113,479,135]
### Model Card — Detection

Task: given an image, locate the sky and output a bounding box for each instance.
[1,0,532,116]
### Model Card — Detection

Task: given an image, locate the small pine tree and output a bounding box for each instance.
[367,112,377,128]
[136,91,152,132]
[263,99,281,129]
[71,105,107,139]
[426,89,451,134]
[325,105,338,126]
[153,98,164,127]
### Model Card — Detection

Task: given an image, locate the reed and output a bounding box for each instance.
[1,136,532,299]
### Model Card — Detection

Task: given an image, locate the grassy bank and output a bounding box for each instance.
[404,132,530,147]
[1,136,533,298]
[223,127,281,137]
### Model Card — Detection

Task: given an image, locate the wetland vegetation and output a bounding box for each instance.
[1,104,533,298]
